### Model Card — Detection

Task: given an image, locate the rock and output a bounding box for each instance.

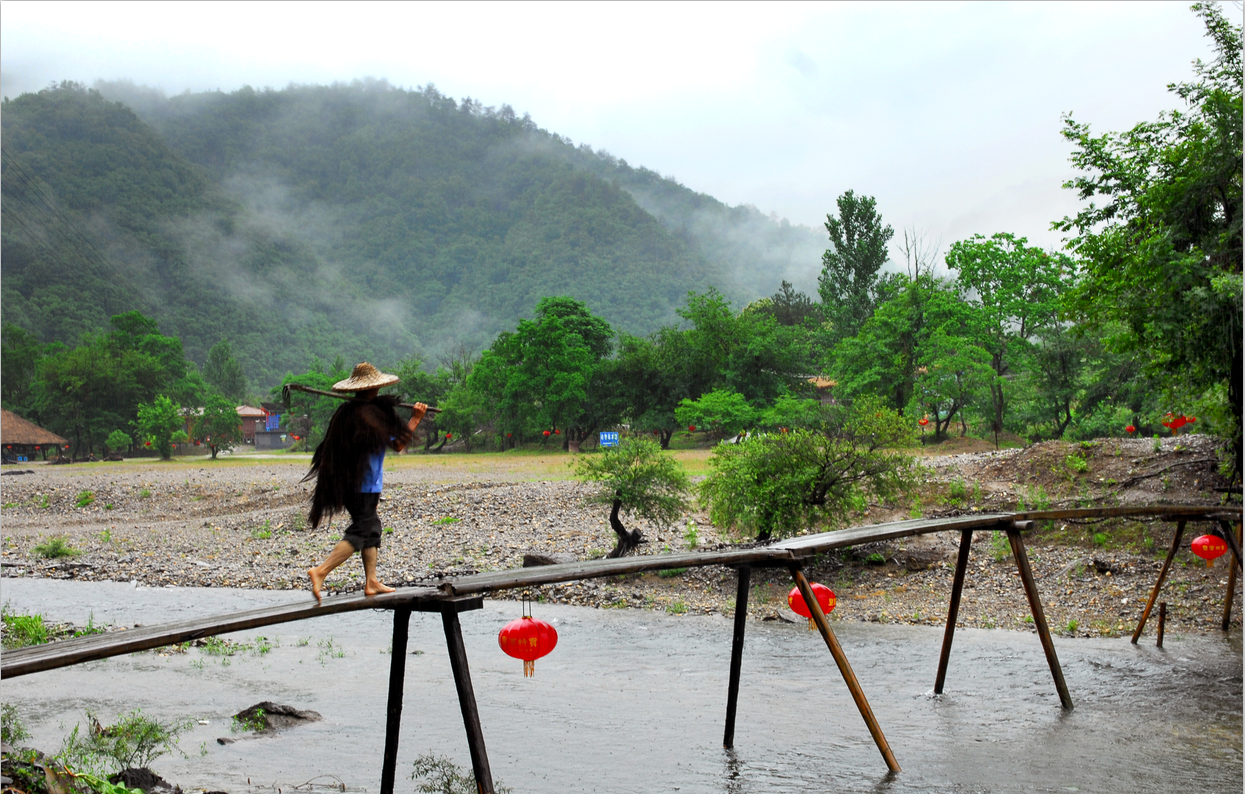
[894,535,954,571]
[522,552,576,567]
[1093,557,1118,574]
[233,701,322,732]
[109,767,177,794]
[215,737,234,745]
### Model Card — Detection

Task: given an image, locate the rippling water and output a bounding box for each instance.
[2,578,1240,793]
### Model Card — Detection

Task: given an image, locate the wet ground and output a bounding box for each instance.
[2,578,1240,793]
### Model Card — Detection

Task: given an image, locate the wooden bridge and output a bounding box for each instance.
[3,504,1241,794]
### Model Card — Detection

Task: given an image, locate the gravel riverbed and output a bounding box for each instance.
[1,437,1239,640]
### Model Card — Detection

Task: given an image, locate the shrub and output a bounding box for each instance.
[33,538,80,559]
[1,703,31,745]
[699,398,920,540]
[572,437,690,557]
[411,754,511,794]
[59,709,190,772]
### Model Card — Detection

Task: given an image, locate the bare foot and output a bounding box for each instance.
[364,580,395,597]
[308,568,325,602]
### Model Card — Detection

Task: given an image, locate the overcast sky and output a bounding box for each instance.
[0,1,1219,261]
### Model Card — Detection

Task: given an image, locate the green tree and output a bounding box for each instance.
[198,392,243,459]
[699,398,921,540]
[572,436,690,557]
[674,389,757,439]
[1054,2,1242,474]
[105,430,133,455]
[945,233,1071,442]
[818,190,895,340]
[136,395,182,459]
[1,324,44,417]
[203,339,247,401]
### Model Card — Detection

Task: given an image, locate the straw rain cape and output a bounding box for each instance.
[304,396,412,528]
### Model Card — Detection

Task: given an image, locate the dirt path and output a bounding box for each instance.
[1,436,1238,639]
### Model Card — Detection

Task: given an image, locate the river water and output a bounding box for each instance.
[2,578,1240,793]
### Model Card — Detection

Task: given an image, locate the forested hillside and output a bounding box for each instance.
[2,79,822,387]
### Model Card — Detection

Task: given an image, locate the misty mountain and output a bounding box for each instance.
[2,79,825,386]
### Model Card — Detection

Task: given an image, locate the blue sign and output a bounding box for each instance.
[265,414,281,432]
[599,431,619,448]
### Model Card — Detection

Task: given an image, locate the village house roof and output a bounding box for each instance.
[1,409,69,447]
[236,406,266,418]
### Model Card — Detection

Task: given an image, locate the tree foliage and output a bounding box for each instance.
[818,190,895,341]
[699,399,921,540]
[572,436,690,557]
[198,391,243,459]
[136,395,182,460]
[1054,2,1242,473]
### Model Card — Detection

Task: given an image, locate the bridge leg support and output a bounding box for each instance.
[1217,520,1244,573]
[442,606,495,794]
[1133,521,1186,643]
[789,564,900,773]
[1222,522,1242,631]
[723,565,751,749]
[1007,524,1072,710]
[935,529,973,694]
[380,606,412,794]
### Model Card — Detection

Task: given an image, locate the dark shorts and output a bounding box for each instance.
[341,491,383,551]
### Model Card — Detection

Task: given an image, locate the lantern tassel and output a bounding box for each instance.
[524,659,534,677]
[808,617,815,631]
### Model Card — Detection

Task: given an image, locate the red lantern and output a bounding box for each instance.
[652,429,659,436]
[144,441,151,447]
[445,432,453,440]
[293,435,301,441]
[918,417,929,427]
[688,425,696,432]
[787,583,836,630]
[498,614,558,677]
[1191,535,1228,568]
[543,430,551,437]
[507,433,513,438]
[554,428,560,435]
[1125,425,1136,435]
[1162,413,1190,433]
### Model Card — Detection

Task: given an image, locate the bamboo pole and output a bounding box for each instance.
[1006,523,1073,710]
[723,565,751,749]
[1132,521,1186,643]
[934,528,975,694]
[282,383,441,413]
[789,565,900,773]
[1156,602,1166,648]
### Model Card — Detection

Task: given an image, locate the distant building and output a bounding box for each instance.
[1,409,69,462]
[236,406,266,443]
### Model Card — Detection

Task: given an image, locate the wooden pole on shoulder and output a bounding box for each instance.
[723,565,751,749]
[934,528,974,694]
[1007,521,1072,710]
[789,564,900,773]
[1133,521,1185,643]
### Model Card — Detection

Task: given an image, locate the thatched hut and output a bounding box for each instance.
[1,409,68,462]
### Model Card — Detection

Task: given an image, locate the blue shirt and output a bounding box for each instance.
[361,448,386,493]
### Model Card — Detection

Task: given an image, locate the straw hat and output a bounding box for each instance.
[333,362,399,392]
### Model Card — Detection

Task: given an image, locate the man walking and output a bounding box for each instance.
[305,363,427,601]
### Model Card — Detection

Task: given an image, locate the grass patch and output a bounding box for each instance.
[2,606,49,648]
[432,516,461,525]
[74,490,95,508]
[231,707,267,733]
[666,600,688,615]
[657,567,687,578]
[33,537,81,559]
